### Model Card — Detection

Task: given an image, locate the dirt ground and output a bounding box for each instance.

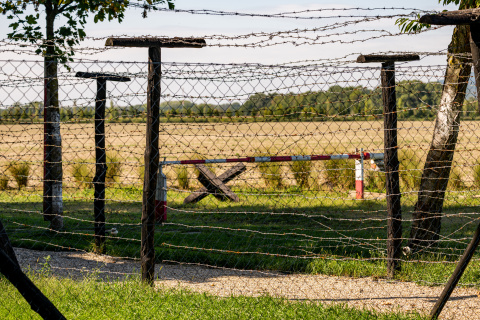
[14,247,480,320]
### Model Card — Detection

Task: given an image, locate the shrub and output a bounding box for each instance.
[106,153,122,184]
[473,160,480,189]
[365,169,385,192]
[289,160,312,189]
[448,165,465,191]
[8,161,30,189]
[322,159,355,190]
[0,174,9,190]
[398,149,422,191]
[258,161,284,189]
[138,165,145,182]
[71,161,94,189]
[175,166,190,190]
[255,149,284,189]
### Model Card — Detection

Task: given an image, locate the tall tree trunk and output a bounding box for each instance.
[43,1,63,230]
[408,24,471,252]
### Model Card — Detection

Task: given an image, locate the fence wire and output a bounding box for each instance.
[1,15,480,320]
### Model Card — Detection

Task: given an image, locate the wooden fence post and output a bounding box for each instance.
[75,72,130,254]
[357,54,419,277]
[141,46,161,284]
[105,37,206,285]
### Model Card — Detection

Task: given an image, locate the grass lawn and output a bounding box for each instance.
[1,185,480,286]
[0,274,426,320]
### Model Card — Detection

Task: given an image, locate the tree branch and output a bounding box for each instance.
[58,1,76,14]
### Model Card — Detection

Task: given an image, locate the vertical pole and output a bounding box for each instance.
[43,77,51,220]
[381,61,402,277]
[93,79,107,254]
[355,149,364,199]
[141,47,161,285]
[155,164,167,223]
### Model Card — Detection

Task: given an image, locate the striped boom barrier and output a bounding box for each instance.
[156,152,384,221]
[155,166,167,223]
[355,149,365,200]
[159,152,384,165]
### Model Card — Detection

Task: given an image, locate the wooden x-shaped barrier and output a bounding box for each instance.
[184,163,246,204]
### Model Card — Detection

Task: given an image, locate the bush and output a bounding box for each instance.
[289,160,312,189]
[106,153,122,184]
[448,166,465,191]
[8,161,30,189]
[365,169,385,192]
[255,149,284,189]
[176,166,190,190]
[322,159,355,190]
[138,165,145,182]
[473,160,480,189]
[71,161,94,189]
[258,161,284,189]
[0,174,9,190]
[398,149,422,191]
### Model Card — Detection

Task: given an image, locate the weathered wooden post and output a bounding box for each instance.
[75,72,130,254]
[357,54,419,278]
[416,9,480,319]
[105,37,206,285]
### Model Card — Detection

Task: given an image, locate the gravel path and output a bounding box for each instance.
[14,248,480,320]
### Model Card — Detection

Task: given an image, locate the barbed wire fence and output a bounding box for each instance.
[1,6,480,320]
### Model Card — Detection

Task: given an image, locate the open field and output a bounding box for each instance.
[2,120,480,182]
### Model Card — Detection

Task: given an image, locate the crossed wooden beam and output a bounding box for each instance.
[184,163,246,204]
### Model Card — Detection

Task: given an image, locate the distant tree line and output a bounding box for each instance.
[2,81,479,123]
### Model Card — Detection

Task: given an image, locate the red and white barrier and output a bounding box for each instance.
[155,166,167,223]
[159,152,383,166]
[156,151,384,221]
[355,149,365,200]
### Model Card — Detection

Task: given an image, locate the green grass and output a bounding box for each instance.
[2,186,480,286]
[0,274,426,320]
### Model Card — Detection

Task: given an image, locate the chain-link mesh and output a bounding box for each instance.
[2,12,480,320]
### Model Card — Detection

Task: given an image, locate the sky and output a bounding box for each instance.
[0,0,461,65]
[0,1,466,107]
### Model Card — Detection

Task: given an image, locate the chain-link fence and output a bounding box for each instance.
[2,16,480,320]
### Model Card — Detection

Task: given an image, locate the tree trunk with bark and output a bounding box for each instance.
[43,1,63,230]
[408,24,471,252]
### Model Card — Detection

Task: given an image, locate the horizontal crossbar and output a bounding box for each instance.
[105,37,206,48]
[75,72,131,82]
[160,152,384,165]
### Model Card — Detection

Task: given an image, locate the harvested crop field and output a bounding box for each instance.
[2,120,480,188]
